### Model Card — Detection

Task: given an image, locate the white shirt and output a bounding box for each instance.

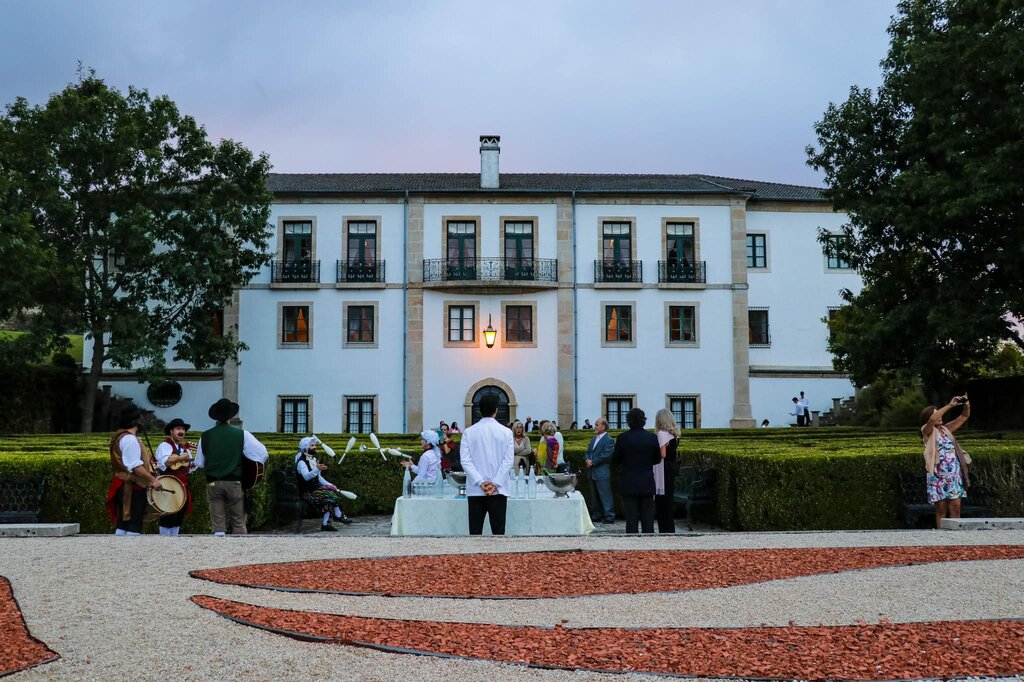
[411,447,441,482]
[118,433,143,472]
[193,430,269,469]
[798,397,809,412]
[460,417,514,497]
[154,440,190,472]
[295,454,331,487]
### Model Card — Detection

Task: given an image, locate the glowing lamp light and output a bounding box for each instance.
[483,314,497,349]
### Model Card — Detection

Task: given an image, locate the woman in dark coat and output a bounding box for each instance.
[612,408,661,533]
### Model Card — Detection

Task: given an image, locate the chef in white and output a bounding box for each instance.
[402,430,442,482]
[460,393,515,535]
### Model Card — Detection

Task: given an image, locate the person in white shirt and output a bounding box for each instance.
[790,397,804,426]
[295,436,352,531]
[460,393,515,535]
[798,391,811,427]
[153,417,194,536]
[105,407,164,535]
[402,430,442,483]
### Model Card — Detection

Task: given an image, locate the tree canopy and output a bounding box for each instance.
[807,0,1024,397]
[0,70,273,430]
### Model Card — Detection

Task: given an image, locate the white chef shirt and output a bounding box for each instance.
[295,454,330,487]
[411,447,441,482]
[460,417,514,496]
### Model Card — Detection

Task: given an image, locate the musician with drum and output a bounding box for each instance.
[192,398,269,536]
[153,418,195,536]
[104,407,165,536]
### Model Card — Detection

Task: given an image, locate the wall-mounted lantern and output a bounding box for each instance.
[483,314,497,348]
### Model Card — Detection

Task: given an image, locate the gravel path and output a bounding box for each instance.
[3,530,1024,681]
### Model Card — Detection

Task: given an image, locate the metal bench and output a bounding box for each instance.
[897,471,993,528]
[0,476,46,524]
[269,469,324,533]
[673,466,717,530]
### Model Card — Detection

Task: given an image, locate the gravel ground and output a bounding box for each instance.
[3,529,1024,681]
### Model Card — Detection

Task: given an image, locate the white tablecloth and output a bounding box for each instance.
[390,491,595,536]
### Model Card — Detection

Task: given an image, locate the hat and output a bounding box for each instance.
[298,436,317,452]
[208,398,239,422]
[117,406,143,430]
[163,418,191,435]
[421,430,440,447]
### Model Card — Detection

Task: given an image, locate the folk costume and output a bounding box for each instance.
[294,436,351,531]
[104,408,154,535]
[153,418,193,536]
[193,398,269,536]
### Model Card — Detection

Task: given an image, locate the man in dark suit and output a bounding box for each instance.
[584,417,615,524]
[612,407,661,533]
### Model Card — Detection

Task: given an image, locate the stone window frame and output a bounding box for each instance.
[344,394,377,434]
[277,215,317,261]
[343,301,379,349]
[746,232,771,271]
[666,393,701,429]
[498,216,539,263]
[603,393,636,430]
[277,394,312,433]
[664,301,701,348]
[600,300,637,348]
[341,216,383,265]
[501,299,538,348]
[661,217,701,265]
[597,217,638,262]
[823,233,854,272]
[748,307,771,348]
[442,215,481,262]
[444,300,480,348]
[277,301,314,349]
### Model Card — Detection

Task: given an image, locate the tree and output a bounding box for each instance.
[0,70,273,431]
[807,0,1024,398]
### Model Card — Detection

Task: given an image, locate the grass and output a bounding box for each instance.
[0,331,83,363]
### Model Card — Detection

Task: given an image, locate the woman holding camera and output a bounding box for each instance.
[919,394,971,529]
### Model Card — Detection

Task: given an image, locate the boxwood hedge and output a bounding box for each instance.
[1,428,1022,533]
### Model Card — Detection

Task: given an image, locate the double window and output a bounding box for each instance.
[505,304,533,344]
[604,304,633,345]
[345,396,375,433]
[281,305,311,345]
[600,221,637,281]
[346,305,375,345]
[280,396,309,433]
[446,221,477,280]
[503,221,535,280]
[825,235,853,270]
[669,396,699,429]
[747,234,767,269]
[604,395,634,430]
[345,221,379,281]
[448,305,475,343]
[668,305,697,344]
[278,220,316,283]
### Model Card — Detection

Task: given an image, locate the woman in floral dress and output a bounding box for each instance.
[920,394,972,529]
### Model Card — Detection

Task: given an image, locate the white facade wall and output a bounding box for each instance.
[85,192,860,433]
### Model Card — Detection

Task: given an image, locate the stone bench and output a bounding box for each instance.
[940,518,1024,531]
[0,476,46,524]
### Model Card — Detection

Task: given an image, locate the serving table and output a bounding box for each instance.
[390,491,595,536]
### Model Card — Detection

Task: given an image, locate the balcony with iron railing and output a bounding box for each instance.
[336,260,386,284]
[594,259,643,284]
[657,260,707,285]
[271,260,320,285]
[422,258,558,290]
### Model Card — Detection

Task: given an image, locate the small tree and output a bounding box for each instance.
[808,0,1024,396]
[0,71,273,431]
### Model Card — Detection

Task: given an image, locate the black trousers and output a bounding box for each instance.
[117,485,148,534]
[655,461,678,533]
[622,495,655,534]
[468,494,508,535]
[159,507,186,529]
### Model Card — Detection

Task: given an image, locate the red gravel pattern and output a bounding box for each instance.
[191,545,1024,598]
[0,576,59,677]
[192,595,1024,680]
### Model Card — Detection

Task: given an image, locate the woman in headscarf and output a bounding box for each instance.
[295,436,352,531]
[402,430,442,482]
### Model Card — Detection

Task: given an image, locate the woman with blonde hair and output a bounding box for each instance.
[510,420,532,472]
[535,420,562,471]
[653,408,681,533]
[920,394,972,529]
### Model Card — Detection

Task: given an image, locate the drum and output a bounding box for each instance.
[147,475,186,515]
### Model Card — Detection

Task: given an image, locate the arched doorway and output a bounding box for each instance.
[463,378,517,426]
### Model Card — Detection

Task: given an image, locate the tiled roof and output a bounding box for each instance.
[268,172,826,201]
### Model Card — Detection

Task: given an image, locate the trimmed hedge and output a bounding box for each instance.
[1,428,1022,532]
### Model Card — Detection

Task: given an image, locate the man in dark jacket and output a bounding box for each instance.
[611,408,660,533]
[584,417,615,524]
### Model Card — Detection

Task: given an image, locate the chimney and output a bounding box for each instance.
[479,135,500,189]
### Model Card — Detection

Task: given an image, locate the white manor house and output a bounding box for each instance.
[86,136,862,433]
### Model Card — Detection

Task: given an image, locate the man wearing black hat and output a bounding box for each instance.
[193,398,268,535]
[104,406,164,535]
[153,417,194,536]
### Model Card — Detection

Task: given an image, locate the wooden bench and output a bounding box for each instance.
[0,476,46,524]
[897,471,993,528]
[673,467,717,530]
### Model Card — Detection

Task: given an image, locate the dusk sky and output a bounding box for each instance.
[1,1,898,186]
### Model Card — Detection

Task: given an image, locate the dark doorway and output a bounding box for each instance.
[471,385,510,425]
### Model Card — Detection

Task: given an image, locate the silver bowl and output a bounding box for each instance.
[447,471,467,497]
[541,472,577,498]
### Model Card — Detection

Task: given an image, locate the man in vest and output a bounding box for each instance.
[105,406,164,535]
[193,398,269,536]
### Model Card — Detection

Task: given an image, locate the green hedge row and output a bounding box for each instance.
[1,428,1023,532]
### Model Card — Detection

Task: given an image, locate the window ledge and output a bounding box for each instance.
[594,282,643,289]
[270,282,320,289]
[656,283,708,290]
[335,282,387,289]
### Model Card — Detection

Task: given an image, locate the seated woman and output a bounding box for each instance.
[295,436,352,531]
[402,430,442,482]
